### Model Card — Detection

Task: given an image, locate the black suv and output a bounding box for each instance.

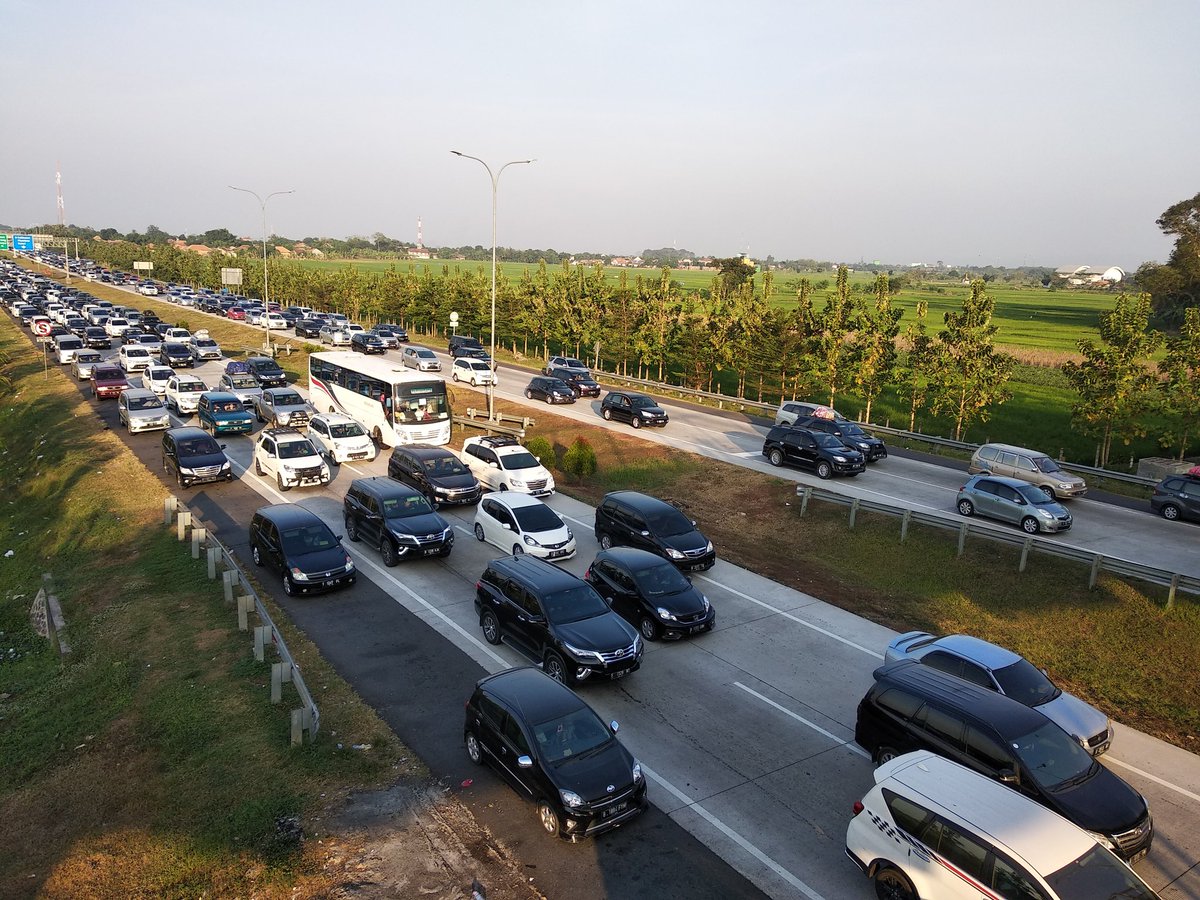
[547,366,601,398]
[600,391,668,428]
[343,476,453,565]
[762,425,865,478]
[594,491,715,571]
[387,444,482,506]
[792,415,887,463]
[448,334,484,356]
[349,332,386,354]
[856,660,1153,864]
[464,667,648,840]
[524,375,577,405]
[1151,470,1200,522]
[245,356,288,388]
[585,547,715,641]
[474,555,642,684]
[160,426,233,488]
[248,504,357,596]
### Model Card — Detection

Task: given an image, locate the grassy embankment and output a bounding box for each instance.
[0,315,414,898]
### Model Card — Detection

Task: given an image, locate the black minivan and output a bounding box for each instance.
[248,504,356,596]
[387,444,483,506]
[343,476,452,565]
[594,491,715,572]
[160,426,233,488]
[855,660,1153,863]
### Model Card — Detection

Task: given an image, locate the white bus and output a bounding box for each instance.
[308,351,451,447]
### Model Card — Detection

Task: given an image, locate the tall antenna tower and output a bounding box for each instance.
[56,163,66,226]
[416,216,424,248]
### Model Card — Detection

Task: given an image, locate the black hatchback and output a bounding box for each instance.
[343,476,452,565]
[600,391,668,428]
[388,444,482,506]
[525,375,577,404]
[585,547,715,641]
[248,503,357,596]
[594,491,716,572]
[762,425,865,478]
[464,667,648,841]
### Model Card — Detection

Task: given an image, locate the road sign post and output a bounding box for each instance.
[449,311,459,337]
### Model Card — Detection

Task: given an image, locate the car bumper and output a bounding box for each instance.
[211,420,254,434]
[394,534,454,559]
[832,460,866,475]
[661,609,716,640]
[181,469,235,488]
[668,551,716,572]
[572,655,641,682]
[561,784,649,840]
[575,388,601,397]
[1057,485,1088,498]
[865,446,888,462]
[528,540,576,561]
[333,446,378,463]
[279,471,331,489]
[1040,518,1072,532]
[129,418,171,433]
[175,399,201,413]
[432,485,483,505]
[95,386,126,399]
[291,572,357,594]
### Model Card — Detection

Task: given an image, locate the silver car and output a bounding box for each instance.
[319,325,351,346]
[402,345,441,372]
[71,350,104,380]
[956,474,1072,534]
[218,371,264,409]
[118,388,172,433]
[885,632,1114,756]
[254,387,314,428]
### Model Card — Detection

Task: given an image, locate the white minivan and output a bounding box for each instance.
[846,750,1158,900]
[54,334,85,364]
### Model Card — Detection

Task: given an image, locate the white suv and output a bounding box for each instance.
[451,357,497,387]
[846,750,1158,900]
[306,413,377,465]
[118,344,154,373]
[253,428,331,492]
[461,435,555,496]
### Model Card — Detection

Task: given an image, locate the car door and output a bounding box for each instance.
[622,507,655,553]
[995,451,1020,479]
[1178,479,1200,519]
[785,432,815,470]
[258,436,278,477]
[496,704,539,797]
[594,559,638,622]
[259,521,284,572]
[357,492,384,547]
[477,498,504,548]
[993,483,1026,525]
[308,418,329,456]
[971,479,1002,519]
[476,447,501,490]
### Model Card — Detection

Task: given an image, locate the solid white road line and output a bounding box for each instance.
[1106,756,1200,804]
[734,682,870,761]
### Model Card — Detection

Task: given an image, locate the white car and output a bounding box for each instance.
[165,374,208,414]
[187,336,223,361]
[451,357,497,387]
[118,344,154,373]
[71,350,105,380]
[319,325,351,346]
[138,283,159,296]
[344,323,364,335]
[306,414,377,465]
[163,327,191,343]
[104,317,131,337]
[461,435,555,496]
[253,428,331,492]
[473,493,575,560]
[143,366,176,396]
[401,346,441,372]
[263,313,287,330]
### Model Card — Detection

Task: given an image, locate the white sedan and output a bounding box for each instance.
[306,413,377,465]
[472,493,575,560]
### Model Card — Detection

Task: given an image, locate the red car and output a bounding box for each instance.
[91,364,129,400]
[226,307,246,321]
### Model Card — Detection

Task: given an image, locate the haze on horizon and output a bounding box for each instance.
[2,1,1196,271]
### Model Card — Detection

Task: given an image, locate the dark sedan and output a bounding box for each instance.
[586,547,715,641]
[159,343,194,369]
[525,375,577,404]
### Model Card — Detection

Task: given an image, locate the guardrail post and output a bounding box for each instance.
[176,510,192,541]
[271,663,283,703]
[957,522,968,557]
[222,569,236,605]
[290,708,303,746]
[900,508,911,543]
[799,486,811,517]
[1167,573,1179,610]
[253,624,269,662]
[237,594,253,631]
[1088,555,1102,590]
[191,527,206,560]
[1019,538,1033,573]
[207,546,221,579]
[163,495,177,525]
[848,498,860,530]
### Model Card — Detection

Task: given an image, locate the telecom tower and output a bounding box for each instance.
[56,163,66,226]
[416,216,424,248]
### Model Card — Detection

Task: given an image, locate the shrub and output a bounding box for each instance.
[562,436,598,483]
[524,435,555,468]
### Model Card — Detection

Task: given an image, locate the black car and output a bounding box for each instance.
[245,356,288,388]
[83,326,111,349]
[455,347,493,364]
[160,426,234,489]
[349,332,386,354]
[343,476,453,565]
[547,366,601,398]
[448,334,484,356]
[525,375,577,405]
[594,491,715,572]
[387,444,482,506]
[294,318,325,339]
[792,415,888,463]
[855,660,1153,864]
[762,425,865,478]
[1151,471,1200,523]
[248,504,357,596]
[159,342,193,368]
[464,667,648,841]
[475,555,642,684]
[600,391,668,428]
[585,547,715,641]
[372,325,408,344]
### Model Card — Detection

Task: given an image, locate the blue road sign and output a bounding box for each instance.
[13,234,35,251]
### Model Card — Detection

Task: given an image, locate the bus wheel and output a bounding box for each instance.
[371,427,383,445]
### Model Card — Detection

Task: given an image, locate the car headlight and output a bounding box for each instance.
[656,607,678,622]
[632,761,643,783]
[523,534,541,547]
[508,478,526,488]
[665,548,685,560]
[701,594,711,611]
[705,541,714,553]
[220,461,231,471]
[344,556,355,572]
[290,567,310,582]
[857,442,870,450]
[832,455,847,463]
[1060,483,1074,490]
[640,410,654,418]
[179,466,196,476]
[566,527,573,541]
[392,531,418,545]
[1037,509,1055,519]
[561,641,604,664]
[560,789,584,809]
[1086,830,1117,851]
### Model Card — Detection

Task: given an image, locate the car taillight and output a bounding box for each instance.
[852,801,864,816]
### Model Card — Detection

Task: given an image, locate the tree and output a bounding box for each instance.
[811,265,861,407]
[1137,191,1200,328]
[1062,293,1163,468]
[852,274,903,423]
[896,300,934,431]
[927,280,1015,441]
[712,256,756,294]
[1157,306,1200,460]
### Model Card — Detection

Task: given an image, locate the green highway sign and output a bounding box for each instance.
[0,234,9,250]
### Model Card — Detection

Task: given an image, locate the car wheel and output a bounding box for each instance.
[543,652,567,683]
[1161,503,1181,521]
[1039,485,1056,500]
[512,543,524,556]
[277,474,291,493]
[816,461,832,479]
[452,371,459,382]
[256,409,264,423]
[602,407,613,421]
[957,499,974,517]
[599,533,613,550]
[768,448,784,467]
[537,800,562,838]
[631,416,642,429]
[874,745,901,766]
[252,545,263,566]
[872,865,917,900]
[639,617,660,642]
[524,389,533,399]
[283,573,296,596]
[1021,516,1040,535]
[465,730,483,764]
[479,609,502,645]
[325,451,339,467]
[254,458,265,476]
[380,536,399,567]
[474,523,485,542]
[343,515,360,543]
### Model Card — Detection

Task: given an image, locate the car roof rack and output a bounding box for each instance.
[478,435,521,449]
[262,426,302,438]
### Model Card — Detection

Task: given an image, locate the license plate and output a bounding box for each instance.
[602,801,629,819]
[548,549,569,559]
[610,669,631,680]
[689,624,706,634]
[422,547,441,556]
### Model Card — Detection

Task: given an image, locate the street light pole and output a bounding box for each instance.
[451,151,534,421]
[229,185,294,354]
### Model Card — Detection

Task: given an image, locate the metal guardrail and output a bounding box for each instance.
[163,497,320,744]
[794,484,1197,605]
[452,407,534,438]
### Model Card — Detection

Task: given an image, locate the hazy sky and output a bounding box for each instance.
[3,1,1197,268]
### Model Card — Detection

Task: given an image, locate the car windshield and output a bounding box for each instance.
[251,362,283,375]
[424,455,467,476]
[546,379,571,391]
[77,352,101,362]
[178,380,205,392]
[94,367,122,379]
[166,344,188,354]
[543,584,610,624]
[631,396,658,409]
[1012,721,1097,790]
[513,504,563,533]
[993,659,1060,706]
[1045,844,1157,899]
[274,391,303,405]
[467,360,489,370]
[534,707,612,764]
[280,524,338,555]
[215,401,242,413]
[632,561,691,596]
[277,439,318,460]
[644,506,694,537]
[500,451,540,471]
[178,437,220,455]
[842,423,867,437]
[416,349,435,359]
[196,339,217,348]
[126,348,149,356]
[1016,483,1056,505]
[382,494,434,518]
[128,395,163,411]
[329,422,365,438]
[228,374,258,389]
[814,433,849,449]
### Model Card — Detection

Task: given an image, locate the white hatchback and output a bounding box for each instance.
[472,492,575,560]
[452,357,497,387]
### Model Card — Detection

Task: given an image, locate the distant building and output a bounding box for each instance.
[1054,265,1125,286]
[408,246,431,260]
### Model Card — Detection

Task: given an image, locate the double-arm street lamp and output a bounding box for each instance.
[229,185,294,354]
[450,151,534,421]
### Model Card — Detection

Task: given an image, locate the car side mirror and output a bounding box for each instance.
[516,754,534,769]
[640,530,650,537]
[219,444,227,450]
[690,519,697,527]
[501,523,512,531]
[998,768,1019,785]
[488,461,498,468]
[609,720,620,733]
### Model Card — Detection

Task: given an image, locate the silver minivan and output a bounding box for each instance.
[969,442,1087,499]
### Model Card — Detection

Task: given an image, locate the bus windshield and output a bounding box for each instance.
[395,385,449,423]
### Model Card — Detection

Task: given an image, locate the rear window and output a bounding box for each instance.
[977,446,1000,462]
